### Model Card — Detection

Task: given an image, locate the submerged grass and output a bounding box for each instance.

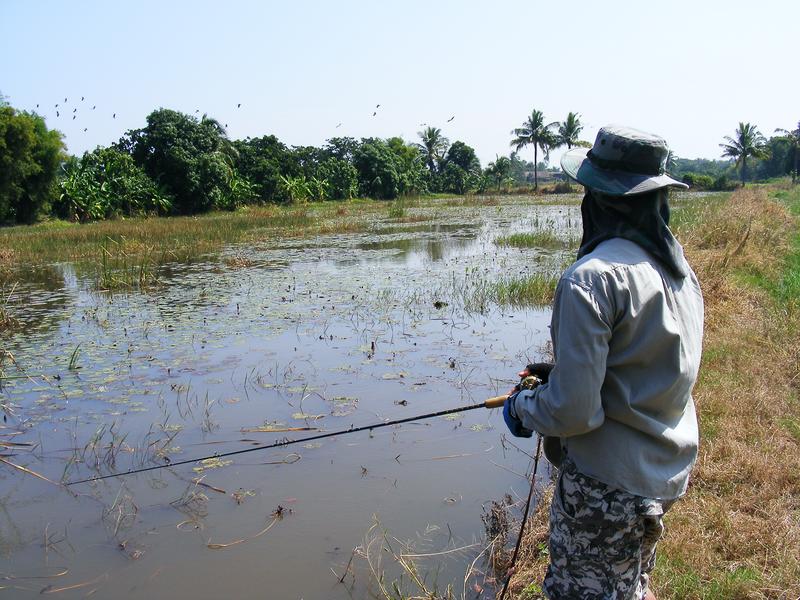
[504,185,800,599]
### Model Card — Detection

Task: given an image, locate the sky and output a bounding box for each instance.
[1,0,797,168]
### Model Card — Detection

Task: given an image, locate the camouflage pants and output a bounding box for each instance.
[542,457,675,600]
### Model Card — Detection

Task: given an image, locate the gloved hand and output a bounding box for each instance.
[503,392,533,438]
[522,362,554,384]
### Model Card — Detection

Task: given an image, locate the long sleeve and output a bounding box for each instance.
[513,276,612,437]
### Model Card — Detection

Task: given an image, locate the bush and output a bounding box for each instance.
[712,174,738,191]
[57,147,172,221]
[682,172,715,190]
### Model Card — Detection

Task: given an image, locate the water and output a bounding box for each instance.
[0,198,581,599]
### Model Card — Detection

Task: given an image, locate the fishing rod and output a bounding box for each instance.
[498,434,542,600]
[66,394,510,486]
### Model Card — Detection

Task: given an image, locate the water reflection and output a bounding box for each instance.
[0,199,579,599]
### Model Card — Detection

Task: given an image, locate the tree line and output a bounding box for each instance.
[1,94,797,224]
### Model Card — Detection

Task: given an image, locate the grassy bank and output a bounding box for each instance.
[504,184,800,599]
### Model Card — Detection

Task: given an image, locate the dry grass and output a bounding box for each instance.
[504,186,800,599]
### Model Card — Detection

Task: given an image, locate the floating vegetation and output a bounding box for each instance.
[331,396,358,417]
[207,514,281,550]
[241,422,316,433]
[291,412,325,421]
[192,457,232,473]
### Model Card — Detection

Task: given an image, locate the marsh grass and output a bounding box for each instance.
[503,186,800,599]
[0,203,372,264]
[98,241,163,290]
[494,231,567,250]
[495,273,559,308]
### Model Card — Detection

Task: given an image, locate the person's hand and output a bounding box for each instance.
[523,362,554,383]
[502,392,533,438]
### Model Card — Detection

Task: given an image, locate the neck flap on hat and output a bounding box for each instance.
[577,188,689,279]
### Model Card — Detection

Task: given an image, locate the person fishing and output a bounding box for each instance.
[502,125,704,600]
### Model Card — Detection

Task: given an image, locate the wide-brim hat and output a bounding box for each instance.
[561,125,688,196]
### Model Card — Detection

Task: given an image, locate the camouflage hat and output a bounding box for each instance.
[560,125,688,196]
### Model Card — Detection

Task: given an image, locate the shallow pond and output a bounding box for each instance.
[0,197,582,599]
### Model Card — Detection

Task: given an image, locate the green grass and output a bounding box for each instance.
[495,272,559,307]
[494,231,568,250]
[670,192,730,234]
[657,555,761,600]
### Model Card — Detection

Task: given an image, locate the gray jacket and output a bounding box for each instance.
[513,238,704,499]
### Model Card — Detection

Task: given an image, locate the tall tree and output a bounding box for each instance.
[510,110,558,190]
[416,126,449,175]
[123,109,238,213]
[775,121,800,184]
[556,112,587,149]
[719,122,769,185]
[486,155,512,189]
[0,104,65,223]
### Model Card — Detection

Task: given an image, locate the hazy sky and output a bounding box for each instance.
[1,0,796,168]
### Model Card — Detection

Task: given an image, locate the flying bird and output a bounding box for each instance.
[92,105,96,110]
[56,111,59,117]
[447,115,455,122]
[336,123,342,128]
[81,96,84,101]
[83,128,87,132]
[237,103,241,108]
[113,113,116,119]
[73,108,77,112]
[55,103,59,108]
[376,104,380,108]
[372,111,377,117]
[72,115,76,120]
[64,97,67,102]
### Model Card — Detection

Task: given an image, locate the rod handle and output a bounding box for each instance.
[484,395,509,409]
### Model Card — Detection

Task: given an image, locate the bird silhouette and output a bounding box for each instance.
[237,103,241,108]
[92,105,96,110]
[195,109,199,113]
[447,115,455,122]
[376,104,380,108]
[64,97,67,102]
[113,113,116,119]
[83,128,87,132]
[55,103,59,108]
[56,111,59,117]
[225,123,228,128]
[36,104,39,108]
[72,115,76,120]
[73,108,77,113]
[336,123,342,128]
[372,111,377,117]
[81,96,84,101]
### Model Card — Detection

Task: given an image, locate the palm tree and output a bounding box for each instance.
[556,112,588,149]
[775,121,800,184]
[510,110,558,190]
[719,122,769,185]
[487,155,512,189]
[416,126,449,174]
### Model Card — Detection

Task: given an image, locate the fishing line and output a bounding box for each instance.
[66,398,506,486]
[498,434,543,600]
